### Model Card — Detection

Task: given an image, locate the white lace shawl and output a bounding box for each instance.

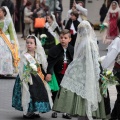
[60,20,101,120]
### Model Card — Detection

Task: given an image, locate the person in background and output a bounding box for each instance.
[44,13,60,43]
[73,1,87,22]
[102,1,120,44]
[20,0,28,38]
[99,0,108,23]
[65,11,80,47]
[46,29,74,119]
[1,0,14,16]
[24,1,33,39]
[55,0,63,30]
[40,0,49,14]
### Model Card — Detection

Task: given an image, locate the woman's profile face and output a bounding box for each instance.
[0,9,5,18]
[112,2,117,10]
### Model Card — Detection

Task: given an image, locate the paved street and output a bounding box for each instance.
[0,32,117,120]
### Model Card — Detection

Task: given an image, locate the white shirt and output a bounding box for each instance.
[76,4,88,22]
[102,36,120,69]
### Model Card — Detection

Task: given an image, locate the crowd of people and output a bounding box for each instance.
[0,0,120,120]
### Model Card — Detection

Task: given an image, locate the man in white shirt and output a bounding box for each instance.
[102,18,120,120]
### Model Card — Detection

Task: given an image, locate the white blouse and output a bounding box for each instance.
[102,36,120,69]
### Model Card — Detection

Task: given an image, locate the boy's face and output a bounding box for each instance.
[71,14,77,21]
[60,34,71,48]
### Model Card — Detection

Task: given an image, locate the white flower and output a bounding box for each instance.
[30,63,37,71]
[103,22,108,27]
[106,70,112,76]
[40,34,47,38]
[99,56,106,62]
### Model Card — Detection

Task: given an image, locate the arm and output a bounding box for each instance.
[54,26,60,35]
[24,8,33,17]
[8,22,15,44]
[76,4,87,16]
[101,48,118,69]
[45,55,56,82]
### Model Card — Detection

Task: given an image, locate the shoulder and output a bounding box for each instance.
[4,18,11,24]
[113,36,120,44]
[48,44,63,58]
[68,44,74,54]
[108,36,120,52]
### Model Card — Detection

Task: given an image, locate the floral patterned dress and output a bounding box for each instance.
[0,19,14,75]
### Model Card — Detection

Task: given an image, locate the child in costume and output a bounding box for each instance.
[12,35,52,119]
[53,21,107,120]
[46,29,74,119]
[65,11,80,47]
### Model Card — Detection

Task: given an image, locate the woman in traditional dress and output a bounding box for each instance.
[103,1,120,44]
[44,13,60,44]
[0,6,19,77]
[12,35,52,119]
[53,20,107,120]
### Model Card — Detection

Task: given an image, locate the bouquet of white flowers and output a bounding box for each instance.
[21,61,39,84]
[40,34,47,46]
[100,70,119,97]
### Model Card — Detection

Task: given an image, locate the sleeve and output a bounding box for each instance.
[54,26,60,35]
[24,8,33,17]
[8,21,15,43]
[101,49,118,69]
[47,55,55,74]
[76,4,87,16]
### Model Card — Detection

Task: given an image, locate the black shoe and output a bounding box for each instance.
[51,112,57,118]
[23,114,34,119]
[62,114,72,119]
[33,113,40,118]
[109,118,117,120]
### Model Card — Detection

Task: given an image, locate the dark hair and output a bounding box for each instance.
[26,1,32,6]
[46,13,54,20]
[60,29,71,38]
[117,17,120,32]
[26,36,36,45]
[0,7,7,16]
[71,11,79,19]
[77,1,85,7]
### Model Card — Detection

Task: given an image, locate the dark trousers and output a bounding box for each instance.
[34,28,44,39]
[111,67,120,119]
[21,18,25,37]
[111,85,120,119]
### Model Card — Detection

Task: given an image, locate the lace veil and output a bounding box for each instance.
[60,20,101,120]
[3,6,19,49]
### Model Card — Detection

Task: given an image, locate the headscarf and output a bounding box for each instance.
[19,35,48,114]
[60,20,101,120]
